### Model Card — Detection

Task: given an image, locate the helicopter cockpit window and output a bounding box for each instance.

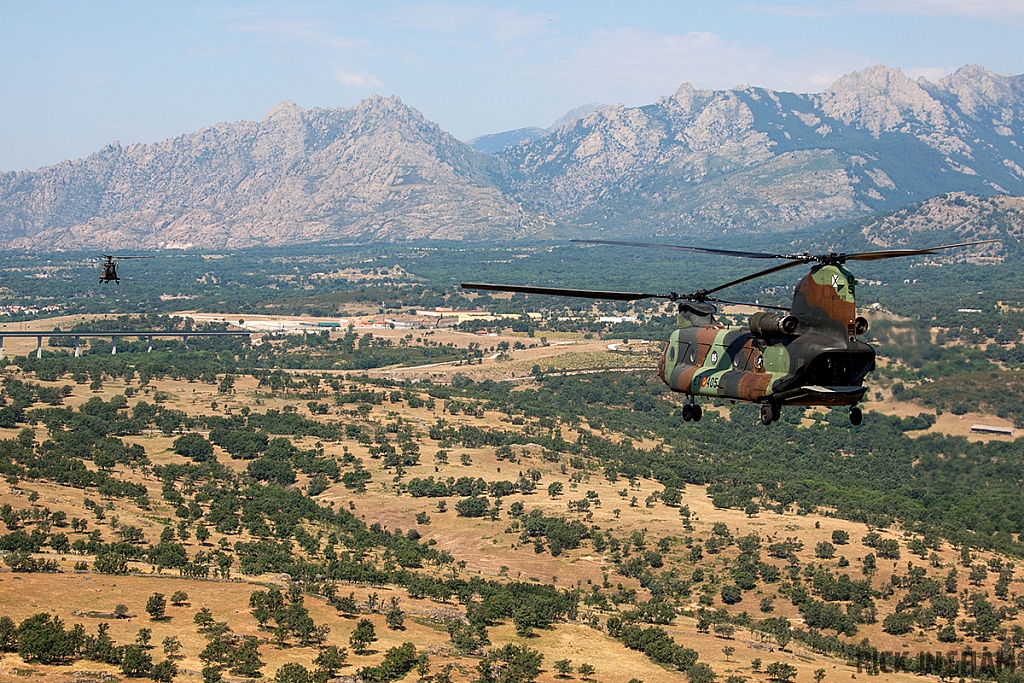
[668,346,676,362]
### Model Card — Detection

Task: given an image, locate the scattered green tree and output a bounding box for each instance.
[765,663,797,683]
[477,644,544,683]
[146,594,167,621]
[350,618,377,654]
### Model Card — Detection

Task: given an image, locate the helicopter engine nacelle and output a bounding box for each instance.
[749,311,799,338]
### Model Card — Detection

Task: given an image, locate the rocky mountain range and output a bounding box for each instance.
[495,64,1024,238]
[0,97,531,250]
[1,64,1023,250]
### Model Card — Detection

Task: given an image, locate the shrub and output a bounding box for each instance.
[173,433,214,462]
[455,496,490,518]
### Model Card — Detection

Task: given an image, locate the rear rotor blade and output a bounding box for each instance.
[842,239,1000,262]
[461,282,673,301]
[571,238,796,260]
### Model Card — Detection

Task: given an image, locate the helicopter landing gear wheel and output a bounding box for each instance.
[692,405,703,422]
[760,404,775,426]
[682,404,694,422]
[849,406,863,426]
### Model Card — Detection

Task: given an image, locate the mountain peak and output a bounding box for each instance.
[467,103,609,154]
[937,65,1024,120]
[356,94,409,114]
[818,63,946,137]
[261,100,303,123]
[549,102,607,131]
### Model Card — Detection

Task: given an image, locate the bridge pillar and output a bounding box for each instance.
[36,336,42,359]
[74,336,80,357]
[183,335,188,351]
[147,336,153,353]
[111,337,117,355]
[0,336,4,362]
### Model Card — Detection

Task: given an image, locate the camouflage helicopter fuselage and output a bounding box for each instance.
[462,237,995,426]
[659,264,874,409]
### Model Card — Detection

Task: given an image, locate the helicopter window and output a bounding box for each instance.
[689,349,697,364]
[668,346,676,362]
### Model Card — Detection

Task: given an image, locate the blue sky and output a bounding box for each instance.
[1,0,1022,172]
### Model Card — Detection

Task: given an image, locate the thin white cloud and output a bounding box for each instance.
[553,27,869,96]
[742,0,1024,20]
[331,64,384,89]
[853,0,1024,18]
[562,28,764,91]
[384,3,558,47]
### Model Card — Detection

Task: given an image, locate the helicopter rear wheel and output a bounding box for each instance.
[760,404,774,426]
[682,404,694,422]
[692,405,703,422]
[849,406,863,426]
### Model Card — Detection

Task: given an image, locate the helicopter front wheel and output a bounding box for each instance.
[692,405,702,422]
[760,404,775,426]
[849,406,863,426]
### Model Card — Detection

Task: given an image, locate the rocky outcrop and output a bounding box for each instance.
[857,192,1024,249]
[816,65,952,139]
[809,191,1021,265]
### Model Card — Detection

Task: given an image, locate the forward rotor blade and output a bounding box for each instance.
[115,255,157,260]
[571,239,793,260]
[461,282,672,301]
[843,239,1001,262]
[702,260,808,296]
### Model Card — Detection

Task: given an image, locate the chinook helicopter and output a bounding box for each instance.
[99,254,154,284]
[462,238,998,426]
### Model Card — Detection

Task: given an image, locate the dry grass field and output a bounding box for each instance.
[0,314,1020,683]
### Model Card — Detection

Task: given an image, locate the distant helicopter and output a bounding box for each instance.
[99,255,154,284]
[462,238,998,426]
